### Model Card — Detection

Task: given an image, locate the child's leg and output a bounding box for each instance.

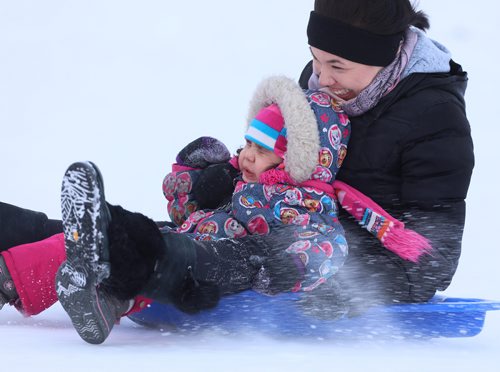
[55,161,214,344]
[0,201,62,251]
[0,233,66,315]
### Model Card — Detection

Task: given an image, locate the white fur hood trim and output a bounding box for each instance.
[246,76,320,183]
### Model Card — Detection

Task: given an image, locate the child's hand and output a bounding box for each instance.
[192,163,239,210]
[250,250,305,295]
[176,137,231,168]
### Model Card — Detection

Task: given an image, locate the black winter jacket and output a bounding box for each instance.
[299,60,474,308]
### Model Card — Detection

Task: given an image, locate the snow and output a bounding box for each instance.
[1,0,499,370]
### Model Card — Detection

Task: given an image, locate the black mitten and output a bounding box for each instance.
[176,136,231,168]
[0,202,62,252]
[167,267,221,314]
[193,163,240,209]
[140,229,222,314]
[250,251,305,295]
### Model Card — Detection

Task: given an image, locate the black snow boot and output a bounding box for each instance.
[0,256,18,310]
[0,202,62,252]
[100,204,220,315]
[55,162,129,345]
[55,161,217,344]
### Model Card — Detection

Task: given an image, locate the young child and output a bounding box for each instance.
[51,75,352,344]
[161,77,351,292]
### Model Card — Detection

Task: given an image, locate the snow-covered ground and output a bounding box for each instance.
[1,1,499,370]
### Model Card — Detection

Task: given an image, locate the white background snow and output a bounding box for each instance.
[1,0,499,370]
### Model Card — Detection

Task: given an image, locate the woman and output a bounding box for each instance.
[297,0,473,311]
[2,0,472,340]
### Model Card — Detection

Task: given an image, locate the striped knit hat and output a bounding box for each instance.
[245,103,287,158]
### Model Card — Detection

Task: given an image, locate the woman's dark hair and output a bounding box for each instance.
[314,0,430,35]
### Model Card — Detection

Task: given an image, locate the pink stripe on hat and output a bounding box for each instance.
[254,104,284,131]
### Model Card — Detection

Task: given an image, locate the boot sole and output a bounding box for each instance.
[57,161,113,344]
[56,261,115,344]
[60,161,110,283]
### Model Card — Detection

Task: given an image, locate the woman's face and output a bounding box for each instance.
[310,46,384,101]
[238,140,282,182]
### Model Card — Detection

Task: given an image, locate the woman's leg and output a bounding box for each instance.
[0,201,170,253]
[0,201,62,251]
[1,233,66,315]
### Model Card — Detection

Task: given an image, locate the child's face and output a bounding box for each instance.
[238,140,282,182]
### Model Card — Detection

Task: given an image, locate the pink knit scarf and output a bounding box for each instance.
[333,180,432,262]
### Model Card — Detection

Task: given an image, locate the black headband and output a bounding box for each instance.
[307,11,404,67]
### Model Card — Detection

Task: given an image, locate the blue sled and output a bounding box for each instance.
[128,291,500,339]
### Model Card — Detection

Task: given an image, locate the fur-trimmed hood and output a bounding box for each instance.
[247,76,350,185]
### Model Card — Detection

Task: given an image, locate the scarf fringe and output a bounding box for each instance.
[381,224,432,263]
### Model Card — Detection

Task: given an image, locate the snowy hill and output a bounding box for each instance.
[1,1,499,371]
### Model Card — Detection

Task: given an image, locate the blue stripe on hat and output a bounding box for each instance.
[249,118,281,139]
[244,134,274,152]
[244,118,282,152]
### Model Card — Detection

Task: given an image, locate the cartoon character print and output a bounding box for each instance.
[318,241,334,258]
[168,205,185,227]
[338,113,349,126]
[291,213,311,226]
[177,210,214,233]
[185,201,198,216]
[331,99,343,112]
[189,210,213,224]
[175,172,193,196]
[224,218,247,238]
[319,147,333,168]
[194,234,215,241]
[283,188,302,206]
[312,223,335,235]
[297,229,321,239]
[311,165,333,183]
[273,202,300,225]
[275,184,293,194]
[334,235,349,256]
[196,220,218,235]
[320,195,336,214]
[286,240,312,253]
[309,91,332,107]
[247,215,270,235]
[262,184,294,201]
[328,124,342,150]
[263,184,276,201]
[286,240,312,266]
[337,144,347,168]
[303,198,322,213]
[239,195,264,209]
[162,172,177,201]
